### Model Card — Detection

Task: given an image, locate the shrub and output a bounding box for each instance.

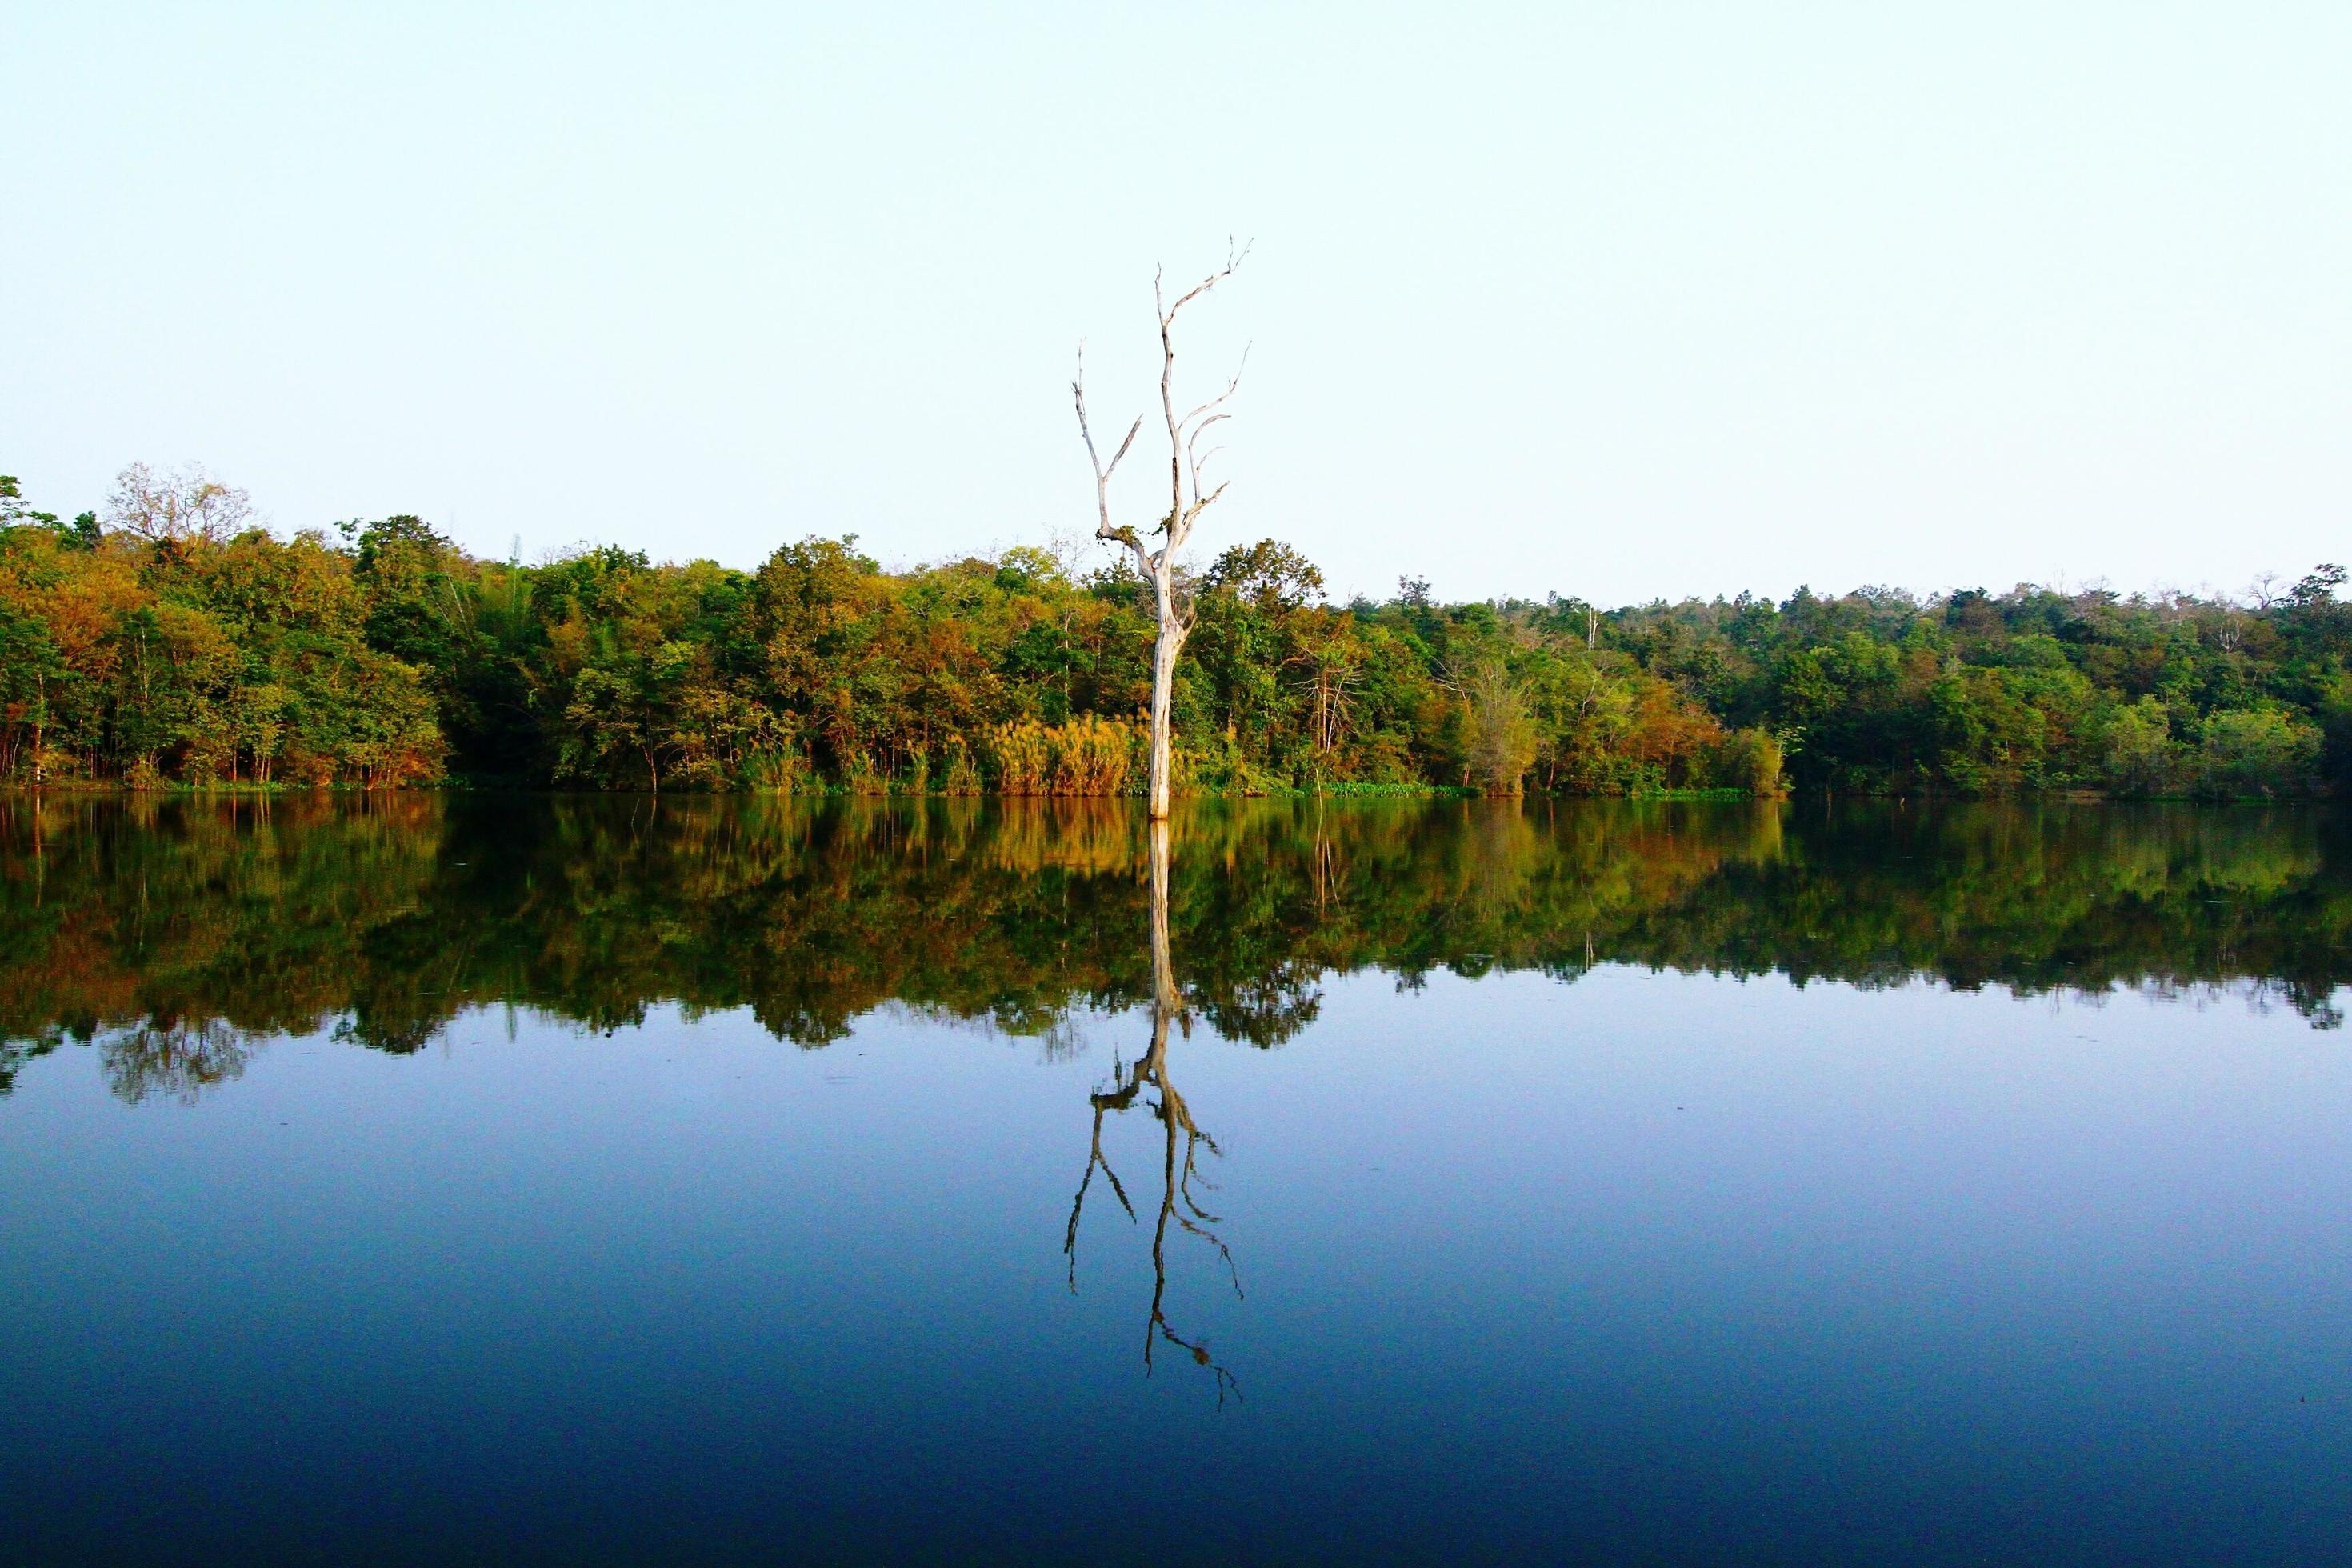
[2098,697,2176,796]
[2196,707,2321,798]
[1047,714,1134,795]
[940,737,982,796]
[1706,727,1786,794]
[986,721,1053,794]
[984,716,1142,795]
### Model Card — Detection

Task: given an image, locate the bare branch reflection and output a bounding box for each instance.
[1065,818,1246,1406]
[101,1018,259,1105]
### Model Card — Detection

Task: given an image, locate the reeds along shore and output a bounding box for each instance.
[1,494,2345,798]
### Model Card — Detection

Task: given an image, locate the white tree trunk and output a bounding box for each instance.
[1148,601,1186,818]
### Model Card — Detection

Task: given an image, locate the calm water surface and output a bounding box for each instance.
[2,795,2349,1564]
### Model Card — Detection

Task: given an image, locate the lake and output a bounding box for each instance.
[2,794,2349,1564]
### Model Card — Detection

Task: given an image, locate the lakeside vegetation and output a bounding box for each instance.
[3,794,2344,1101]
[2,466,2346,797]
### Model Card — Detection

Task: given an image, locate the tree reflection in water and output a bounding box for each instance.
[1064,818,1245,1406]
[5,794,2350,1107]
[100,1018,259,1104]
[9,792,2351,1404]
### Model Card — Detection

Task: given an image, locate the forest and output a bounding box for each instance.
[2,464,2346,797]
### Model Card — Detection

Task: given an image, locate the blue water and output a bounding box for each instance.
[6,970,2349,1562]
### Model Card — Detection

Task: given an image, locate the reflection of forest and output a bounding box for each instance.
[2,793,2346,1099]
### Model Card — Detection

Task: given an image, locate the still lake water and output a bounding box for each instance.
[2,794,2349,1564]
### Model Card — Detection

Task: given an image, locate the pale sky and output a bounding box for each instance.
[5,4,2346,606]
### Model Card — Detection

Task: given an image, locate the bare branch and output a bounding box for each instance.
[1178,344,1250,433]
[1160,246,1252,554]
[1181,480,1229,532]
[1072,348,1145,494]
[1186,411,1232,503]
[1073,348,1152,573]
[1159,238,1253,326]
[106,461,257,546]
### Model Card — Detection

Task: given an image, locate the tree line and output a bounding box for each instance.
[2,463,2346,796]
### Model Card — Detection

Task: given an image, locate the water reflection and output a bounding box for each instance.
[1066,819,1245,1404]
[1,792,2346,1102]
[98,1018,258,1105]
[8,794,2352,1562]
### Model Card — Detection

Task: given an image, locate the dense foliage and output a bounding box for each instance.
[4,795,2344,1101]
[3,467,2346,796]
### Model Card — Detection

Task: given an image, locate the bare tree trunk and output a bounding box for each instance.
[1149,606,1184,820]
[1074,244,1249,819]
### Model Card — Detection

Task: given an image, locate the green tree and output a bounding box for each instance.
[2197,707,2321,798]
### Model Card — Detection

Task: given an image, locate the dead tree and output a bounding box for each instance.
[105,462,255,546]
[1073,244,1250,819]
